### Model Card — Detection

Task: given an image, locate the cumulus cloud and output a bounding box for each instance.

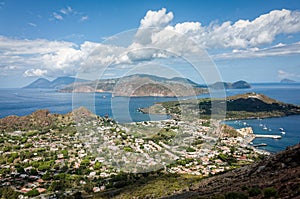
[140,8,173,28]
[1,8,300,79]
[24,69,47,77]
[213,42,300,59]
[53,12,63,20]
[171,9,300,49]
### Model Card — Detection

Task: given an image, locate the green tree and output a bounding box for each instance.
[25,189,40,197]
[263,187,278,198]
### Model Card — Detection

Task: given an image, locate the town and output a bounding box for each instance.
[0,108,268,198]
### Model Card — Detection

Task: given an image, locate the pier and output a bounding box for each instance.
[254,134,282,139]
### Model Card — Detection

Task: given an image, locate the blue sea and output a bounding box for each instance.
[0,83,299,153]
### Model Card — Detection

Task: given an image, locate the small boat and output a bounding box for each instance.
[279,128,284,131]
[263,126,268,130]
[281,131,286,135]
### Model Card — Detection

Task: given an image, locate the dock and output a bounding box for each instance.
[253,143,267,147]
[254,134,282,139]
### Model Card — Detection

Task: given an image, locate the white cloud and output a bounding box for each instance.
[80,16,88,22]
[2,8,300,79]
[140,8,173,28]
[28,22,37,27]
[52,6,88,22]
[170,9,300,49]
[53,12,63,20]
[213,42,300,59]
[277,69,298,80]
[132,8,300,61]
[60,6,73,15]
[23,69,47,77]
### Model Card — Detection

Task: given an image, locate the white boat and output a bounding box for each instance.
[263,125,268,130]
[281,131,286,135]
[279,128,284,131]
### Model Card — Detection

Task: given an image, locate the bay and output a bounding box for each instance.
[0,83,299,153]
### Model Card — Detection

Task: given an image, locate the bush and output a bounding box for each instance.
[0,187,20,198]
[263,187,278,198]
[25,189,40,197]
[248,187,261,197]
[225,192,248,199]
[186,147,196,152]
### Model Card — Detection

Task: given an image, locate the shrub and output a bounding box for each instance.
[25,189,39,197]
[263,187,278,198]
[248,187,261,197]
[225,192,248,199]
[186,147,196,152]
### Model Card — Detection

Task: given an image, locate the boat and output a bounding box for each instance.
[263,125,268,130]
[279,128,284,131]
[281,131,286,135]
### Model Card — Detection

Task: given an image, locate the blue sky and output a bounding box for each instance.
[0,0,300,87]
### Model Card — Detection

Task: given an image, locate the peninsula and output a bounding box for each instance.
[140,92,300,120]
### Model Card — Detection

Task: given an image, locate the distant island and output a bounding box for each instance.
[280,78,297,83]
[23,76,87,89]
[24,75,252,97]
[209,80,251,90]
